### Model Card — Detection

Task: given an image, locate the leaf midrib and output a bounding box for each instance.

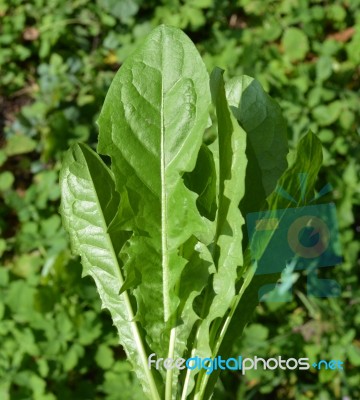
[80,146,161,400]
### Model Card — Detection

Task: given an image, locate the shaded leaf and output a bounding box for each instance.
[226,75,288,215]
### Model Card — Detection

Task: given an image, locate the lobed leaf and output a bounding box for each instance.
[181,68,247,398]
[59,143,162,399]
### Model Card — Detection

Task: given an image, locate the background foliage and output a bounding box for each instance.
[0,0,359,399]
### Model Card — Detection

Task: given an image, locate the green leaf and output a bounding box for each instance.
[202,131,324,400]
[63,343,84,371]
[0,172,14,191]
[312,101,343,126]
[348,344,360,366]
[5,280,37,323]
[0,150,7,167]
[97,25,213,399]
[282,27,309,62]
[225,75,288,214]
[102,361,145,399]
[316,56,333,82]
[184,144,217,221]
[95,344,114,370]
[0,239,6,258]
[98,0,140,22]
[4,135,37,156]
[182,67,247,398]
[59,143,162,399]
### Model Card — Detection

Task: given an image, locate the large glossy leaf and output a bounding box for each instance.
[96,25,213,398]
[59,143,162,399]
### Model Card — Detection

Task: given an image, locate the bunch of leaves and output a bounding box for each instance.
[1,0,360,399]
[59,25,332,399]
